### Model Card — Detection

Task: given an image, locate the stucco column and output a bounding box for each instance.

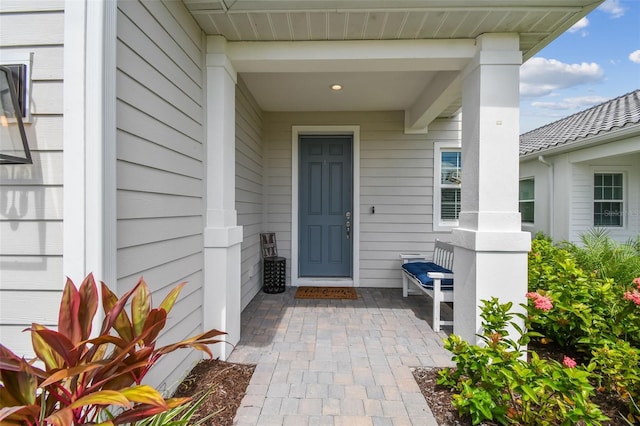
[203,36,242,359]
[452,34,531,344]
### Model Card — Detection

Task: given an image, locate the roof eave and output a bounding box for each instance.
[519,124,640,161]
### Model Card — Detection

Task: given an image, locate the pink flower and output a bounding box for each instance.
[563,356,577,368]
[633,277,640,289]
[527,292,553,311]
[624,290,640,306]
[534,297,553,311]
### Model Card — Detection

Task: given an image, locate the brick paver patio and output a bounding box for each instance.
[228,287,454,425]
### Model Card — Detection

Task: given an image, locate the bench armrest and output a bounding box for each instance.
[427,272,454,279]
[400,253,429,263]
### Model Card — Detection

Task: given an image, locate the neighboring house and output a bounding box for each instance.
[0,0,600,390]
[520,90,640,244]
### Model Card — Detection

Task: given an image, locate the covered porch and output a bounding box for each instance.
[195,2,574,354]
[41,0,601,390]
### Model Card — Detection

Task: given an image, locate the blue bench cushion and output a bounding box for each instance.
[402,262,454,290]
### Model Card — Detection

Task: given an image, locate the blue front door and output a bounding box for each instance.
[299,135,353,277]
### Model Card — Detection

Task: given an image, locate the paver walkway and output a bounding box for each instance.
[228,287,454,426]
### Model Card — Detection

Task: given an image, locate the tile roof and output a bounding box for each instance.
[519,89,640,156]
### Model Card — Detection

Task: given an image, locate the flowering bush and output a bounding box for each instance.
[527,236,640,349]
[527,234,640,422]
[439,298,608,425]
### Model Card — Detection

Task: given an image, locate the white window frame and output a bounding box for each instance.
[433,141,462,232]
[519,177,535,224]
[593,171,625,228]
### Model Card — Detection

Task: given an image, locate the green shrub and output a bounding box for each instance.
[527,236,640,349]
[0,274,226,426]
[439,298,608,425]
[590,341,640,423]
[562,228,640,287]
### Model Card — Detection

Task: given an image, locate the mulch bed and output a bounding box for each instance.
[172,359,255,425]
[174,342,632,425]
[412,340,633,425]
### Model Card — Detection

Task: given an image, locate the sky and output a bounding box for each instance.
[519,0,640,133]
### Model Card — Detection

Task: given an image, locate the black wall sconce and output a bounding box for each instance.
[0,65,31,164]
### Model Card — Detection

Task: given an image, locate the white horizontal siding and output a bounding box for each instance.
[0,222,63,255]
[0,291,60,325]
[0,187,63,220]
[235,77,264,309]
[0,1,64,13]
[29,116,64,150]
[116,0,205,391]
[0,5,64,357]
[117,191,203,219]
[263,111,461,288]
[570,153,640,244]
[0,12,64,46]
[0,256,63,290]
[0,46,63,80]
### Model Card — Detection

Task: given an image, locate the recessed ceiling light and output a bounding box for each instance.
[330,84,343,91]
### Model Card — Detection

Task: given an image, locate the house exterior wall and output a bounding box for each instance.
[520,145,640,244]
[235,77,264,309]
[519,159,551,237]
[263,111,461,287]
[0,1,65,356]
[569,153,640,242]
[116,0,206,391]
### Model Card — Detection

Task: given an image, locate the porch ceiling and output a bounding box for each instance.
[185,0,602,128]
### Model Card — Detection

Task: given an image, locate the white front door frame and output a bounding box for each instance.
[291,125,360,287]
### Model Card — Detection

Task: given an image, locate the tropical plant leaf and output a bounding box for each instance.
[58,277,82,345]
[70,390,133,409]
[131,278,151,338]
[39,362,105,388]
[45,406,74,426]
[30,323,64,371]
[29,328,79,368]
[0,365,37,406]
[100,281,141,337]
[0,405,35,423]
[141,309,167,346]
[159,282,187,314]
[78,273,99,341]
[119,385,167,407]
[111,404,172,425]
[101,283,134,342]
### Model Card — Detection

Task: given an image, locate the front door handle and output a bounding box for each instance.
[346,220,351,239]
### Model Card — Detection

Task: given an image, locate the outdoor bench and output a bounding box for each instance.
[400,240,454,332]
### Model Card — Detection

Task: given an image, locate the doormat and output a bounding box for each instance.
[294,286,358,300]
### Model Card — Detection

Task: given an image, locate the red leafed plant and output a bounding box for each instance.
[0,274,226,425]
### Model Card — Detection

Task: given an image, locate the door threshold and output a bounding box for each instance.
[296,278,354,287]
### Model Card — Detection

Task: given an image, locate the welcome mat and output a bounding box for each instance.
[294,286,358,300]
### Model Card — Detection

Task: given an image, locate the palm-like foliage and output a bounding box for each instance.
[562,228,640,286]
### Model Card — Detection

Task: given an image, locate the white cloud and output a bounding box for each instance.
[599,0,626,18]
[531,96,609,111]
[568,17,589,33]
[630,50,640,64]
[520,58,604,97]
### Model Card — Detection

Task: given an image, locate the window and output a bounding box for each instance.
[519,178,535,223]
[434,143,461,230]
[594,173,623,227]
